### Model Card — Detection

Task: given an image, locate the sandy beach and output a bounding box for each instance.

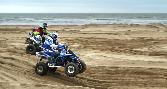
[0,24,167,89]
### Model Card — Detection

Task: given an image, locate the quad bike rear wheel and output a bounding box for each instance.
[35,62,48,76]
[26,45,36,55]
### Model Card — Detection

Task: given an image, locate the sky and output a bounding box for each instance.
[0,0,166,13]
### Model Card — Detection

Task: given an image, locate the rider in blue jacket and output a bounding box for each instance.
[41,32,59,66]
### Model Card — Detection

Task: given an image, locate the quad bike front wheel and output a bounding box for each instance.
[35,62,48,76]
[78,60,86,74]
[65,62,79,77]
[26,45,36,55]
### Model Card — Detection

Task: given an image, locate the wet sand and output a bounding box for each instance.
[0,24,167,89]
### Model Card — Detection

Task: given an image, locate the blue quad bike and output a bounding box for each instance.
[35,44,86,77]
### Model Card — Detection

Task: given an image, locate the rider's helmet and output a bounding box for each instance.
[49,32,59,44]
[43,23,48,28]
[39,23,47,29]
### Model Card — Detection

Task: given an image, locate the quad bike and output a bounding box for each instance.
[35,43,86,77]
[25,32,42,55]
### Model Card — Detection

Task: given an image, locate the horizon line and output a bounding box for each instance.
[0,12,167,14]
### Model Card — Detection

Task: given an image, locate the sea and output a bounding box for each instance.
[0,13,167,25]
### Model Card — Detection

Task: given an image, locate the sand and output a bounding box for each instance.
[0,24,167,89]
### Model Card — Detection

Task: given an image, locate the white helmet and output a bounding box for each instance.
[49,32,59,44]
[50,32,59,40]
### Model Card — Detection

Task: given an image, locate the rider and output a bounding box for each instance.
[33,23,50,43]
[41,32,59,66]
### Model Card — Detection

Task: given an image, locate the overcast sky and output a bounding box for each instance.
[0,0,166,13]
